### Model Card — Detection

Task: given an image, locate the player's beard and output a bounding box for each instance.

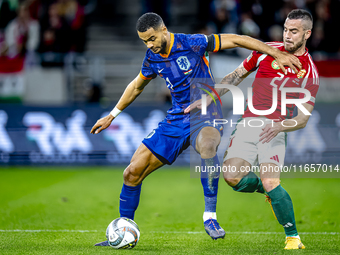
[285,34,305,54]
[158,37,168,54]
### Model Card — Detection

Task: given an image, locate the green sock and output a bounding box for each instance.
[267,185,298,236]
[232,172,265,194]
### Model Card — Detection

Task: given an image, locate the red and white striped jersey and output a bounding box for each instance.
[242,42,319,120]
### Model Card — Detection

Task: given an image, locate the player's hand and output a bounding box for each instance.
[90,114,114,134]
[259,122,282,144]
[184,96,213,114]
[274,51,302,75]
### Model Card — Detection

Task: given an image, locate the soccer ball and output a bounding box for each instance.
[106,217,140,249]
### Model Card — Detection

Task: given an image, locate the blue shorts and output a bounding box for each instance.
[142,118,223,165]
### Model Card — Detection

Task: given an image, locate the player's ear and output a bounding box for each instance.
[161,25,167,35]
[305,30,311,40]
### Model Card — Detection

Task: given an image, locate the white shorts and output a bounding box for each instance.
[224,117,286,167]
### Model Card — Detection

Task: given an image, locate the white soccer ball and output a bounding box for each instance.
[106,217,140,249]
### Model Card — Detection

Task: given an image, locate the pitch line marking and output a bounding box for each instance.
[149,231,339,235]
[0,230,338,235]
[0,230,98,233]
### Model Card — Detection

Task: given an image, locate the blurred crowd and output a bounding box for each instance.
[0,0,88,69]
[0,0,90,102]
[196,0,340,55]
[0,0,339,103]
[142,0,340,55]
[0,0,339,69]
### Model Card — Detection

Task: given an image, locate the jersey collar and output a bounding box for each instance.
[159,33,174,58]
[302,47,309,56]
[284,45,309,57]
[294,47,308,57]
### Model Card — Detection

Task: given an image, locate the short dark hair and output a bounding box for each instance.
[136,12,164,32]
[287,9,313,30]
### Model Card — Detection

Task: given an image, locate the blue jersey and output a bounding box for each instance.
[140,33,223,123]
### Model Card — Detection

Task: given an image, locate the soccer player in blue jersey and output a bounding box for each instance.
[90,12,301,245]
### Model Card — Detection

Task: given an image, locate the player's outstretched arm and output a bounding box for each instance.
[218,63,252,96]
[219,34,302,75]
[259,103,314,143]
[184,63,251,113]
[90,75,151,134]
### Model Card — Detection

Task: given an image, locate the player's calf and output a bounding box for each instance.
[265,184,301,245]
[200,155,225,240]
[260,177,280,193]
[223,158,263,193]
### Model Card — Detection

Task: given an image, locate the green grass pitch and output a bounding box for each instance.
[0,167,339,254]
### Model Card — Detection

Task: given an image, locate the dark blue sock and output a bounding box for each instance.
[119,183,142,220]
[201,155,220,212]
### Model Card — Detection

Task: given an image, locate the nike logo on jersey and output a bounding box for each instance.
[158,68,164,73]
[270,155,279,162]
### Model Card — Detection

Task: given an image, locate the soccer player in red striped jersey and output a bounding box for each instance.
[224,9,317,250]
[186,9,317,249]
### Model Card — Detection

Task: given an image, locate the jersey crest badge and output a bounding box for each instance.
[271,60,280,70]
[297,69,306,78]
[176,56,191,71]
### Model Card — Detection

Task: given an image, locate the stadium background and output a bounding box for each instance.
[1,0,339,254]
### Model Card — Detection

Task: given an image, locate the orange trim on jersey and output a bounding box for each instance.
[213,34,220,52]
[139,71,152,80]
[203,55,213,78]
[159,33,174,58]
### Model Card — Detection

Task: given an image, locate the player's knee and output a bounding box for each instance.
[224,178,239,187]
[223,173,239,187]
[123,163,143,186]
[261,178,280,192]
[199,139,218,158]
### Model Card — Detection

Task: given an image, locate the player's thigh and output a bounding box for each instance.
[258,132,285,191]
[224,119,259,164]
[260,162,281,192]
[124,143,164,185]
[223,157,252,186]
[223,133,258,174]
[143,120,189,165]
[195,126,221,154]
[258,131,286,167]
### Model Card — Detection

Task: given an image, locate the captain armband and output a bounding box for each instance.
[206,34,221,52]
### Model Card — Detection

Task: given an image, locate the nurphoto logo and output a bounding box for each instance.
[201,84,312,128]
